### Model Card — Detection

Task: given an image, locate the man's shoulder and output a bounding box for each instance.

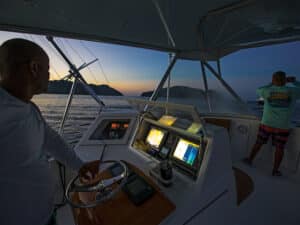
[267,85,292,92]
[0,87,28,106]
[29,101,42,113]
[257,84,273,91]
[0,89,33,123]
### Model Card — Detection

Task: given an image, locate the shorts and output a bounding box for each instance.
[256,124,290,150]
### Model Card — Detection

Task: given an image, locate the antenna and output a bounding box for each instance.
[46,36,105,134]
[46,36,104,106]
[61,59,99,81]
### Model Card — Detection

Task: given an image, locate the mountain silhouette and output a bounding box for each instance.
[46,80,123,96]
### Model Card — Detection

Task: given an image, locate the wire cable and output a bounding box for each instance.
[40,37,65,62]
[50,65,61,80]
[80,40,110,83]
[65,39,99,84]
[58,38,74,63]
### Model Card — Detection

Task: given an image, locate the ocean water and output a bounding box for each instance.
[32,94,131,146]
[32,94,300,147]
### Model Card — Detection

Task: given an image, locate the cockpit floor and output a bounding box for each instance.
[56,161,300,225]
[232,162,300,225]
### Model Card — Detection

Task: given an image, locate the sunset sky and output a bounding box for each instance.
[0,31,299,100]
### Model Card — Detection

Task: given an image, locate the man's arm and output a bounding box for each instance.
[43,124,84,171]
[43,124,100,180]
[256,84,272,98]
[292,80,300,87]
[29,102,84,170]
[30,102,99,178]
[287,76,300,99]
[292,81,300,99]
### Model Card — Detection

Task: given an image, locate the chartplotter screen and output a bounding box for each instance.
[173,139,199,166]
[145,127,166,149]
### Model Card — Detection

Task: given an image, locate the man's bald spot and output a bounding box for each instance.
[0,38,48,80]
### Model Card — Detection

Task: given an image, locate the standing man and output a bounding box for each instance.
[244,71,300,176]
[0,38,99,225]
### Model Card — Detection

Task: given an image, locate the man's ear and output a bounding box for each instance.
[29,60,39,78]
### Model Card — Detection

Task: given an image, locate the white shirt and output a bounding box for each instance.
[0,87,84,225]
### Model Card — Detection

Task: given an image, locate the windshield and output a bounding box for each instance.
[5,30,300,128]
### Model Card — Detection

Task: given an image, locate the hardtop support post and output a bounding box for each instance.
[149,54,178,102]
[166,53,174,114]
[143,54,177,112]
[152,0,176,47]
[202,61,244,104]
[200,61,212,112]
[152,0,176,115]
[217,59,222,77]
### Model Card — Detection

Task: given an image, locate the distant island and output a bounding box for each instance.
[46,80,123,96]
[141,86,206,98]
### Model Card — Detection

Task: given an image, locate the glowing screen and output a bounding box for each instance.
[173,139,199,165]
[146,128,165,149]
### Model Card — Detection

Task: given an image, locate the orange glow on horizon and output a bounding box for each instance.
[109,80,156,96]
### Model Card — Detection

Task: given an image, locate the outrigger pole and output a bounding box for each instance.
[149,55,178,102]
[143,55,177,113]
[46,36,105,134]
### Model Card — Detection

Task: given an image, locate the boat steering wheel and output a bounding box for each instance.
[65,160,128,208]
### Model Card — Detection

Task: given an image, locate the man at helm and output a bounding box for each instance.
[244,71,300,176]
[0,38,98,225]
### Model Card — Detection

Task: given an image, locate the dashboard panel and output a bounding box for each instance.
[132,115,206,179]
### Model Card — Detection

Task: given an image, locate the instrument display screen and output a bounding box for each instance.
[173,139,199,166]
[145,127,166,149]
